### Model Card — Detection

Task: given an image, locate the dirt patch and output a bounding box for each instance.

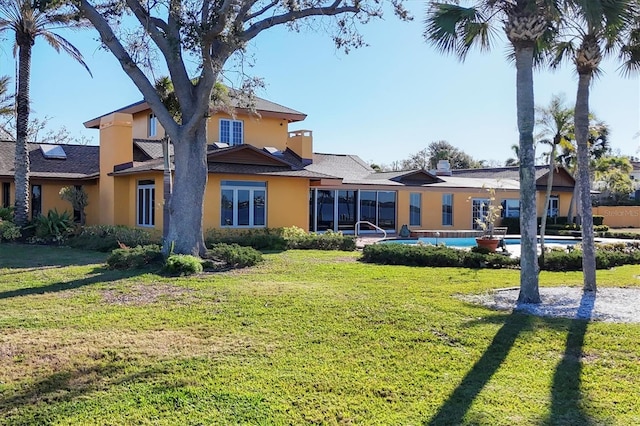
[101,283,196,305]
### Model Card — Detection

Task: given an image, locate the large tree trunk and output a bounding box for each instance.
[13,41,32,227]
[539,145,556,267]
[514,45,541,304]
[575,72,596,292]
[163,122,208,256]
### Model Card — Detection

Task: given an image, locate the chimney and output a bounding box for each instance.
[435,159,452,176]
[287,130,313,165]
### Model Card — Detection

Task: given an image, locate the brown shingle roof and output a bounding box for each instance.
[0,141,99,180]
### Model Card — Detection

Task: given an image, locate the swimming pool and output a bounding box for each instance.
[380,237,580,248]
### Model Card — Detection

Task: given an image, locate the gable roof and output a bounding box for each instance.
[0,141,99,180]
[83,92,307,129]
[451,165,575,183]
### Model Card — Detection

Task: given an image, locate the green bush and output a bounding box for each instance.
[164,254,203,275]
[106,245,164,270]
[69,225,161,252]
[208,243,263,268]
[205,228,286,251]
[540,243,640,271]
[0,207,13,221]
[284,228,356,251]
[592,215,604,226]
[593,225,609,233]
[361,243,519,269]
[31,209,74,243]
[0,220,21,242]
[603,231,640,240]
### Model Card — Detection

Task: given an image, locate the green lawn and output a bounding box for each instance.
[0,244,639,425]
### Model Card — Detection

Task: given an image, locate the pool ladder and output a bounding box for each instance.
[354,221,387,240]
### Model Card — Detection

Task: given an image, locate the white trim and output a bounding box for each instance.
[220,182,266,228]
[219,118,244,146]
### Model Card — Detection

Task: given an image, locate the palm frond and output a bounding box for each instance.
[41,32,92,77]
[424,3,494,60]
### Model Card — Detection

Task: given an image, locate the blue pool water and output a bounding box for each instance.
[381,237,580,247]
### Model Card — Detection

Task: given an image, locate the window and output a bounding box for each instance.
[137,180,155,227]
[471,198,489,230]
[221,181,266,227]
[358,190,396,231]
[547,196,559,217]
[2,182,9,208]
[148,113,157,137]
[31,185,42,219]
[410,193,421,226]
[73,185,82,223]
[501,199,520,218]
[220,119,243,146]
[442,194,453,226]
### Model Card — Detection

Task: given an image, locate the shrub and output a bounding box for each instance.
[603,231,640,240]
[0,207,13,221]
[208,243,263,268]
[106,245,164,270]
[0,220,21,242]
[593,225,609,233]
[592,215,604,226]
[284,228,356,251]
[361,243,519,269]
[69,225,161,252]
[31,209,74,243]
[164,254,203,275]
[205,228,286,251]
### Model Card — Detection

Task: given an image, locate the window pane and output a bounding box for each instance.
[410,193,421,226]
[149,187,155,226]
[232,121,243,145]
[254,190,266,226]
[472,199,489,230]
[377,191,396,230]
[337,190,356,231]
[238,190,250,226]
[2,182,10,208]
[220,120,230,143]
[221,189,234,226]
[359,191,376,225]
[502,199,520,218]
[309,190,315,232]
[31,185,42,219]
[442,194,453,226]
[138,188,144,225]
[316,190,335,231]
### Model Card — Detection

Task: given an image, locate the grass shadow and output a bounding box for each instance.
[0,243,108,268]
[0,266,153,300]
[546,290,596,425]
[426,312,533,425]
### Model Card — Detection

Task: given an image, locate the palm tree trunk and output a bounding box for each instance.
[514,45,541,304]
[13,40,32,227]
[539,144,557,267]
[575,72,597,292]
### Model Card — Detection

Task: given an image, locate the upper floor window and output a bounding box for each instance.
[220,119,243,146]
[148,113,158,137]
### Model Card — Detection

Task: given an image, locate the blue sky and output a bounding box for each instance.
[1,1,638,166]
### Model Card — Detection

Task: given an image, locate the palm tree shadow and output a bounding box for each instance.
[426,313,533,425]
[547,290,596,425]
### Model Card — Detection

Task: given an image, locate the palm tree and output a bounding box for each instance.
[549,0,637,292]
[535,94,573,266]
[0,0,91,226]
[425,0,559,303]
[0,75,14,117]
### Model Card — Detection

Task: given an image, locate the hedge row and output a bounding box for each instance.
[361,241,640,271]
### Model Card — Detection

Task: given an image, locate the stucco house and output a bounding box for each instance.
[0,93,576,235]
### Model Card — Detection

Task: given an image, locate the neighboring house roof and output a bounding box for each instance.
[83,92,307,129]
[0,141,99,180]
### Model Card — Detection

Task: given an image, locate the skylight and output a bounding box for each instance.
[40,144,67,160]
[263,146,283,157]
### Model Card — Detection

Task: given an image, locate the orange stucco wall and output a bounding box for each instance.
[593,206,640,228]
[131,111,165,140]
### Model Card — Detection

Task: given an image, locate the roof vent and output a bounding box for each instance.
[263,146,284,157]
[212,142,229,149]
[436,159,452,176]
[40,144,67,159]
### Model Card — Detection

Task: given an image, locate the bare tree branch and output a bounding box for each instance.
[244,0,278,22]
[76,0,179,137]
[240,3,360,41]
